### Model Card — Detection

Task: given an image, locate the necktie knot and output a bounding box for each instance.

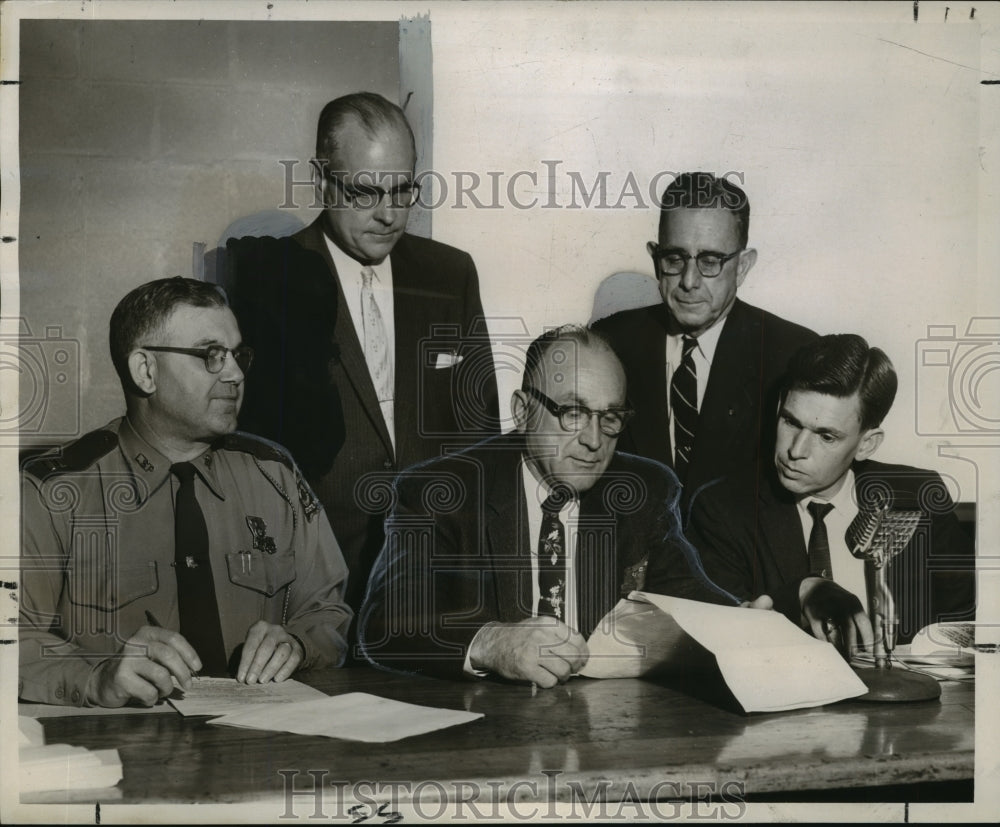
[807,500,834,522]
[542,483,574,515]
[171,461,197,484]
[681,335,698,357]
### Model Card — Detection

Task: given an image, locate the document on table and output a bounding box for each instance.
[581,591,867,712]
[168,676,328,716]
[208,692,484,742]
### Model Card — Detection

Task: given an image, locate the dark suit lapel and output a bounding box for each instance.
[694,300,761,473]
[621,305,672,463]
[483,439,534,622]
[758,474,809,587]
[389,236,428,464]
[300,219,395,459]
[576,480,619,637]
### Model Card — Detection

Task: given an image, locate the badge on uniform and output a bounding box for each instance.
[246,516,277,554]
[297,478,319,522]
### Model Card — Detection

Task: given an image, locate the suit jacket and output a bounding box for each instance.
[678,460,976,643]
[358,432,738,680]
[593,298,817,507]
[224,218,500,615]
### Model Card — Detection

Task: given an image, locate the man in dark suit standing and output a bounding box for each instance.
[674,334,975,649]
[226,93,500,619]
[593,172,816,505]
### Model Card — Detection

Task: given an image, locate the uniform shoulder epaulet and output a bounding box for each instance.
[223,432,321,522]
[22,429,118,481]
[222,431,297,471]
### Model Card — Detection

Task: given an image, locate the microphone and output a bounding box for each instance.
[846,502,922,662]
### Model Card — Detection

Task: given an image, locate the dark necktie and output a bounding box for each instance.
[172,462,228,675]
[671,335,699,482]
[537,486,572,620]
[807,501,835,579]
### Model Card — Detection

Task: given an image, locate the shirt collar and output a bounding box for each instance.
[796,468,856,516]
[118,417,226,502]
[323,232,392,285]
[667,311,728,364]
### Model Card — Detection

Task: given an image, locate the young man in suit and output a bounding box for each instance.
[675,334,975,649]
[359,326,867,685]
[225,93,500,619]
[593,172,816,505]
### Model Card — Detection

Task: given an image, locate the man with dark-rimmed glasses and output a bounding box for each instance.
[359,325,740,686]
[225,92,500,626]
[594,172,816,503]
[19,278,352,707]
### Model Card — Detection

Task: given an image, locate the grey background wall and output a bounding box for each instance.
[16,19,405,441]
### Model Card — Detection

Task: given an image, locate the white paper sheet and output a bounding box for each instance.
[168,676,328,717]
[583,592,867,712]
[207,692,484,742]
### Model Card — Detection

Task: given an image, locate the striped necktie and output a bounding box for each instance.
[670,335,699,482]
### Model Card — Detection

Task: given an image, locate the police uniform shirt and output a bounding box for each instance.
[19,417,353,706]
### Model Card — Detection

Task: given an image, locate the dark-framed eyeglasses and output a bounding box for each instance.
[141,344,254,374]
[325,173,421,210]
[524,386,634,437]
[647,242,743,278]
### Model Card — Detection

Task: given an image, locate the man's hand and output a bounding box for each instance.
[740,594,774,610]
[799,577,874,660]
[237,621,304,683]
[468,618,589,688]
[87,626,201,708]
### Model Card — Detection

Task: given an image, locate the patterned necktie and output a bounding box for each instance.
[172,462,228,675]
[670,335,699,482]
[807,501,835,579]
[537,486,572,620]
[361,266,393,405]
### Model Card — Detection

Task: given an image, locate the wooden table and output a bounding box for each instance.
[26,666,974,812]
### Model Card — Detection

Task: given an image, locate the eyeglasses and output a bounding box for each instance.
[524,386,634,437]
[325,173,421,210]
[647,243,743,278]
[141,345,254,374]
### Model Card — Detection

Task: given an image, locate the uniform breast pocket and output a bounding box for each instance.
[225,550,296,597]
[68,559,159,612]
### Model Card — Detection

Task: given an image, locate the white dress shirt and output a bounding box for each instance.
[324,236,397,448]
[794,469,868,606]
[665,316,725,464]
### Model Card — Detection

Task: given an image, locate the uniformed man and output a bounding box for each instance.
[19,277,352,708]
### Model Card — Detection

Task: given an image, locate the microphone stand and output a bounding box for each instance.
[848,505,940,702]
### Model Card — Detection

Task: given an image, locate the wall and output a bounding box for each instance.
[13,18,401,441]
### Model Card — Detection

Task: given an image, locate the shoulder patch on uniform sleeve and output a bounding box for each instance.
[296,475,321,522]
[222,431,297,469]
[22,429,118,481]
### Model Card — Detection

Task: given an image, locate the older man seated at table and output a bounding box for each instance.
[358,325,867,686]
[20,278,352,708]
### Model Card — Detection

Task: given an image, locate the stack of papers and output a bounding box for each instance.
[168,676,328,716]
[18,716,122,794]
[208,692,484,742]
[582,592,867,712]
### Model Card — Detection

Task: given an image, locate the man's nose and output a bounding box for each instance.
[787,429,810,459]
[219,352,245,383]
[679,257,702,290]
[577,414,604,450]
[371,192,396,224]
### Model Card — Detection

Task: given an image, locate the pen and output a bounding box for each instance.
[145,609,200,679]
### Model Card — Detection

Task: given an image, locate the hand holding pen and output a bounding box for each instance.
[84,609,204,708]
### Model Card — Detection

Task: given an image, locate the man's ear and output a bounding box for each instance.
[855,427,884,462]
[511,389,529,432]
[309,158,328,203]
[128,350,157,396]
[735,247,757,288]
